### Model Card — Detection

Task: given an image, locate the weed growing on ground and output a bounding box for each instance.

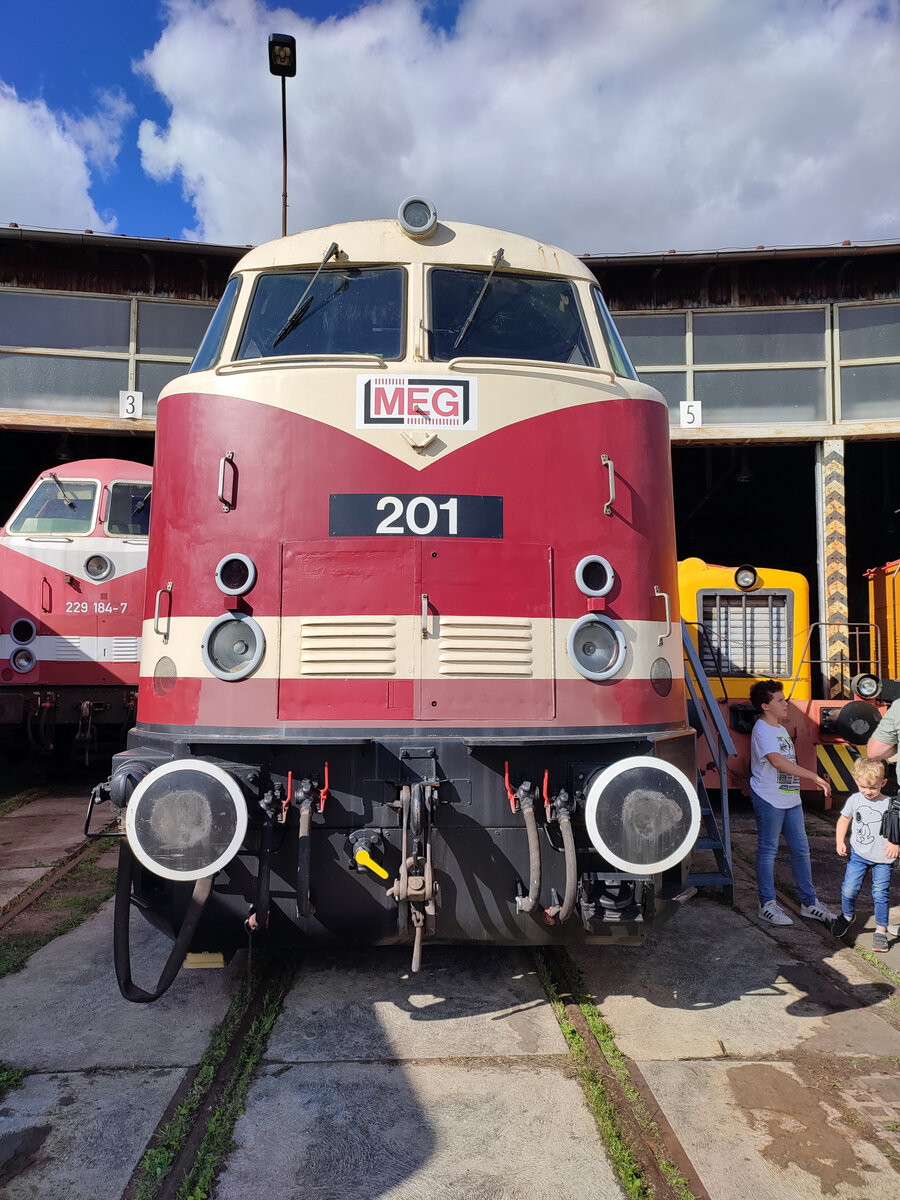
[0,1062,25,1102]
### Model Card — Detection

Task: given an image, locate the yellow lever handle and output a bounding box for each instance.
[354,848,389,879]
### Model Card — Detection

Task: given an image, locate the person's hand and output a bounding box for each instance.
[886,841,899,860]
[816,776,832,800]
[837,840,848,857]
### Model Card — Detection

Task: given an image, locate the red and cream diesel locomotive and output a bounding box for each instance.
[94,201,701,1000]
[1,459,151,759]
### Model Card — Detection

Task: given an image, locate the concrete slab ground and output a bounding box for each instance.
[571,798,900,1200]
[0,1068,183,1200]
[217,1061,622,1200]
[218,950,624,1200]
[269,945,566,1062]
[0,792,90,910]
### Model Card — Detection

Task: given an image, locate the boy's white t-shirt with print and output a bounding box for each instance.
[750,720,801,809]
[840,791,896,864]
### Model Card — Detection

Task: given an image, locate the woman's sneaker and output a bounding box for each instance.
[759,900,793,926]
[831,912,855,938]
[800,901,837,923]
[872,931,889,953]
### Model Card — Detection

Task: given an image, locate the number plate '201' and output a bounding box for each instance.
[329,494,503,538]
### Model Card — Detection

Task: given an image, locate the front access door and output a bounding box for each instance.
[279,540,553,722]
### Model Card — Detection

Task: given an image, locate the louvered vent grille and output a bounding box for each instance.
[109,638,140,662]
[700,593,790,677]
[438,619,534,676]
[50,637,87,661]
[299,618,397,677]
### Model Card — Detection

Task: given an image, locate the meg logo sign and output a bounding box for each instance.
[356,376,477,429]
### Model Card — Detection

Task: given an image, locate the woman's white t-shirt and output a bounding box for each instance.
[750,719,801,809]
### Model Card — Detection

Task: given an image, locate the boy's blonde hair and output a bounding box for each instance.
[851,756,885,788]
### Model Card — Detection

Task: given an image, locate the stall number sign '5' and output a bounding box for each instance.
[679,400,701,428]
[120,390,144,420]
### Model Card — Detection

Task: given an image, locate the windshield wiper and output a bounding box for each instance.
[272,241,340,349]
[453,247,505,351]
[132,488,151,517]
[47,472,76,509]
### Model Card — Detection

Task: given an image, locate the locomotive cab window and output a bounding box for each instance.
[429,269,595,364]
[236,267,404,360]
[106,481,152,537]
[8,478,98,535]
[592,288,638,380]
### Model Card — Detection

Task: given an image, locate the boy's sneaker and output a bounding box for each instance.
[887,924,899,937]
[759,900,793,926]
[873,931,889,953]
[800,901,837,923]
[831,912,856,938]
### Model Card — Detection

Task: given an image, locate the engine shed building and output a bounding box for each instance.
[1,225,899,655]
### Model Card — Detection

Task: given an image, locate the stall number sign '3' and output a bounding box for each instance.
[120,391,144,420]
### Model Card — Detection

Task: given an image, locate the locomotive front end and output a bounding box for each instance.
[97,204,700,999]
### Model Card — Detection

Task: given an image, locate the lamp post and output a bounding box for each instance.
[268,33,297,237]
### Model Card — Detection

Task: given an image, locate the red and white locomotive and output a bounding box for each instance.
[1,459,151,760]
[96,201,700,1000]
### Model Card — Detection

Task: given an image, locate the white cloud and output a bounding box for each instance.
[0,83,132,231]
[134,0,900,253]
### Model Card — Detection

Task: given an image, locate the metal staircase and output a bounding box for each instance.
[682,619,735,901]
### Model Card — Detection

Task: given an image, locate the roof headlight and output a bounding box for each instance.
[398,196,437,238]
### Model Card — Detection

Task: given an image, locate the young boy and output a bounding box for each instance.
[749,679,835,927]
[833,757,899,951]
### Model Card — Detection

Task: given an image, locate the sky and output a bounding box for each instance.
[1,0,900,256]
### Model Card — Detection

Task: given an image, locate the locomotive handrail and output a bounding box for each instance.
[153,582,173,644]
[682,619,736,758]
[683,621,730,701]
[26,536,73,542]
[447,355,616,381]
[601,453,615,515]
[784,620,882,700]
[654,586,672,644]
[216,352,387,373]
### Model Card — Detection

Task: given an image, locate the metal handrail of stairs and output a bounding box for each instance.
[682,618,735,898]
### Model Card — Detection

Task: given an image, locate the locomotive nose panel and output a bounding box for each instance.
[125,760,248,881]
[584,756,700,875]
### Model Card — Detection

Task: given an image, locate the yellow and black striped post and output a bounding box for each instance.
[816,742,859,793]
[822,438,849,698]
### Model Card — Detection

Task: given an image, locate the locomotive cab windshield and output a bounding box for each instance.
[8,476,98,535]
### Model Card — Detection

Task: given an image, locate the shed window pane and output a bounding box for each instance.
[639,371,685,423]
[0,292,129,351]
[137,301,216,356]
[694,368,825,423]
[839,304,900,361]
[135,361,187,416]
[617,314,686,366]
[0,354,128,415]
[841,363,900,420]
[693,310,825,364]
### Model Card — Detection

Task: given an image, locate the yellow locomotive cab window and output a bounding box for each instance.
[236,267,404,361]
[430,268,594,365]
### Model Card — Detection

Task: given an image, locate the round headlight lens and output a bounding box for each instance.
[85,554,113,580]
[851,673,882,700]
[11,647,36,673]
[202,614,265,681]
[584,756,701,874]
[397,196,437,237]
[215,553,257,596]
[734,564,758,591]
[567,614,626,681]
[125,760,248,881]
